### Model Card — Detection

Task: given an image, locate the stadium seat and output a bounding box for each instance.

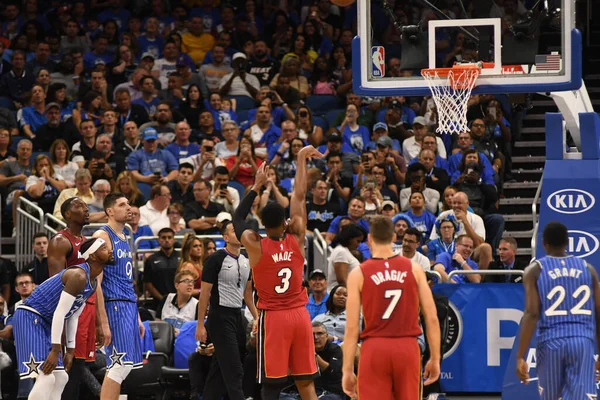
[228,180,246,202]
[280,178,294,193]
[120,321,174,398]
[161,321,196,399]
[231,95,257,111]
[30,152,49,163]
[10,136,24,152]
[312,116,328,131]
[306,95,340,116]
[325,109,344,129]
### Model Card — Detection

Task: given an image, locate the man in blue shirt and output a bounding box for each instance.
[127,127,179,193]
[306,269,329,320]
[325,197,370,243]
[83,35,114,72]
[433,235,481,284]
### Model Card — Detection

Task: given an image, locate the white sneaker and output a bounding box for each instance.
[426,394,440,400]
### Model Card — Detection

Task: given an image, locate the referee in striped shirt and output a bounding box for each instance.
[195,220,258,400]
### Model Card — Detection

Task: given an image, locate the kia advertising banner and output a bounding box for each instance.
[536,113,600,271]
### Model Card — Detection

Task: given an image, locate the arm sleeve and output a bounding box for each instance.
[51,291,77,345]
[233,189,258,240]
[65,304,85,348]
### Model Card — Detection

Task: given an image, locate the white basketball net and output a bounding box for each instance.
[421,67,481,135]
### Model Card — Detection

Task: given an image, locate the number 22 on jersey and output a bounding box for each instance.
[544,285,592,316]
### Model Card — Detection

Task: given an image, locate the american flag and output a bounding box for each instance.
[535,54,561,71]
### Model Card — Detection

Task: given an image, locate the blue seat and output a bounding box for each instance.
[312,116,328,131]
[30,151,50,163]
[10,136,24,152]
[306,95,341,116]
[228,180,246,202]
[325,109,344,129]
[231,95,257,111]
[214,238,226,248]
[237,109,250,128]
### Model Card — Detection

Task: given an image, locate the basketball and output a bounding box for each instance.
[331,0,355,7]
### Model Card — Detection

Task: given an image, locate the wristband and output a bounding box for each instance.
[277,152,284,157]
[460,261,467,268]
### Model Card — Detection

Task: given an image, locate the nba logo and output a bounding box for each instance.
[372,46,385,78]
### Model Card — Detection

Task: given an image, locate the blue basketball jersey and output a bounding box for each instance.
[536,256,596,344]
[22,263,96,322]
[101,225,135,302]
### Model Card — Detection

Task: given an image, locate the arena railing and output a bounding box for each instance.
[15,197,45,270]
[447,270,525,281]
[312,229,329,276]
[43,213,66,235]
[428,270,442,281]
[531,174,543,260]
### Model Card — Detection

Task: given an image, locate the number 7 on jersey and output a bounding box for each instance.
[382,289,403,320]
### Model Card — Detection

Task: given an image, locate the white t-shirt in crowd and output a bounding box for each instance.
[327,245,360,291]
[430,210,486,242]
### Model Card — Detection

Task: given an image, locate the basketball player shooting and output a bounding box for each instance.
[342,215,441,399]
[233,145,324,400]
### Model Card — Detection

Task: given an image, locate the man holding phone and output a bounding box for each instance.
[209,166,240,214]
[218,52,260,98]
[86,151,115,187]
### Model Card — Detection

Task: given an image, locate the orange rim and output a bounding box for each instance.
[421,65,482,90]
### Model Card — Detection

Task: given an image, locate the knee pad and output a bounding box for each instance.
[106,362,133,384]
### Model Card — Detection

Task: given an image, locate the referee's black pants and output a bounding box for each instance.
[204,306,247,400]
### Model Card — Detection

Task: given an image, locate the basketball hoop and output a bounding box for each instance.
[421,63,482,135]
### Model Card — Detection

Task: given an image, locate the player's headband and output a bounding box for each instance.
[78,238,106,260]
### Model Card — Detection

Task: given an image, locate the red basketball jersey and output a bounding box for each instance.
[57,228,86,267]
[253,234,308,311]
[360,255,421,340]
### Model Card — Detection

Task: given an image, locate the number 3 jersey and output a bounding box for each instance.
[254,234,307,311]
[536,256,596,344]
[360,255,421,340]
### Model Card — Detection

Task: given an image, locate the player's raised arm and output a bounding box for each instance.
[412,262,441,385]
[233,163,268,251]
[342,266,363,398]
[516,262,542,384]
[289,146,324,229]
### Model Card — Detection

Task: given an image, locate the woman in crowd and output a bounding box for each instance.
[36,68,51,93]
[179,84,204,130]
[178,233,204,296]
[303,19,333,58]
[270,56,309,99]
[0,128,15,169]
[79,90,103,126]
[46,82,78,121]
[283,33,316,75]
[312,284,348,342]
[426,216,459,264]
[201,238,217,264]
[273,137,315,180]
[327,223,365,290]
[260,166,289,209]
[204,92,237,132]
[24,154,67,214]
[451,148,494,186]
[114,171,146,207]
[291,105,323,147]
[226,137,264,187]
[108,44,138,86]
[215,121,240,159]
[50,139,78,188]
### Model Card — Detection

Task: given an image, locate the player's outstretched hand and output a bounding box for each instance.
[298,145,324,160]
[423,359,440,386]
[516,357,530,384]
[253,163,269,190]
[42,348,60,375]
[342,371,357,398]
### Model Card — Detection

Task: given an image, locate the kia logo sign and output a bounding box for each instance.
[568,230,599,258]
[547,189,595,214]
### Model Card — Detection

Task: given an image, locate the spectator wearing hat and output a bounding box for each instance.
[114,87,151,128]
[365,122,401,153]
[33,103,80,151]
[199,45,233,97]
[127,127,179,189]
[381,200,398,217]
[316,131,359,180]
[391,213,415,252]
[176,55,202,90]
[152,41,180,90]
[140,52,157,73]
[83,34,113,72]
[307,177,342,233]
[219,52,260,98]
[182,16,217,65]
[138,17,164,61]
[307,269,329,320]
[373,135,406,187]
[400,162,440,214]
[402,116,447,163]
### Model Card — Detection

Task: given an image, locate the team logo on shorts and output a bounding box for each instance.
[109,347,126,366]
[443,301,463,358]
[22,354,43,378]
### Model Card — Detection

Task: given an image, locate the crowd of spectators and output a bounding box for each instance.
[0,0,536,397]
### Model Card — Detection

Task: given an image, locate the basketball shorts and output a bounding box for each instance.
[105,300,142,370]
[536,337,596,400]
[358,336,422,400]
[75,294,97,362]
[13,308,64,379]
[257,306,319,383]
